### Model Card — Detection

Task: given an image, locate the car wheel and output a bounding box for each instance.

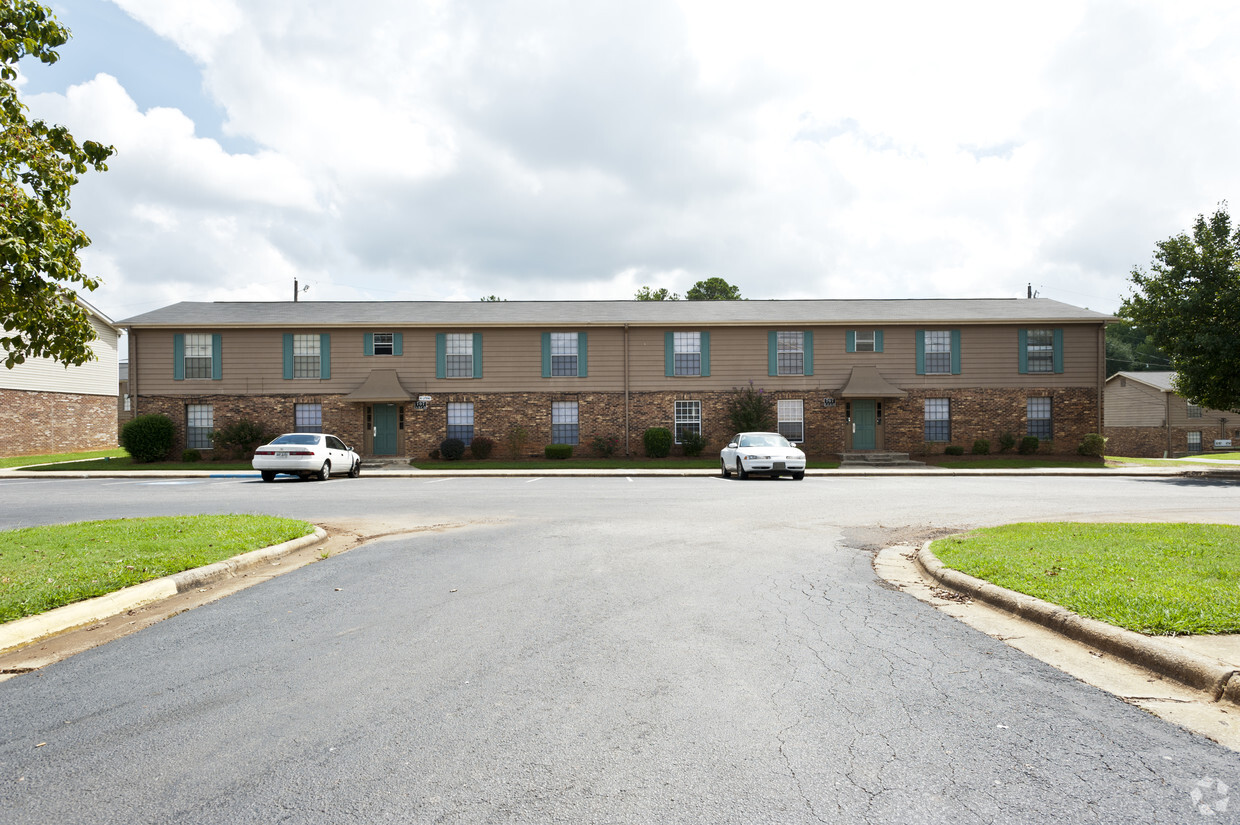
[260,470,276,483]
[737,460,748,480]
[348,459,360,478]
[720,459,730,478]
[317,461,330,481]
[791,472,804,480]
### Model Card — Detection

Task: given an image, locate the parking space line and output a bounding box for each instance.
[525,477,543,483]
[423,478,454,484]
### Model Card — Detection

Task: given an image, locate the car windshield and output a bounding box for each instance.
[739,434,789,448]
[271,434,321,446]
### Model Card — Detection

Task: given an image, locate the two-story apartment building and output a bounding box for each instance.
[1,298,120,457]
[1104,371,1240,457]
[116,298,1110,458]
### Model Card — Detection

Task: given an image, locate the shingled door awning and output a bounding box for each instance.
[838,365,907,398]
[343,370,413,402]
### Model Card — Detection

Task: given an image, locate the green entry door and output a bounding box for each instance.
[852,400,877,450]
[373,404,398,456]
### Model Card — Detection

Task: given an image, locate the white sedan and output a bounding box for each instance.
[720,432,806,480]
[252,433,361,482]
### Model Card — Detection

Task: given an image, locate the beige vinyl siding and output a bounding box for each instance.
[0,316,118,396]
[1104,380,1166,427]
[133,323,1104,396]
[1167,396,1240,430]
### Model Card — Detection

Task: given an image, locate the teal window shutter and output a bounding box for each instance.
[472,332,483,378]
[665,332,674,376]
[950,330,961,375]
[768,331,778,376]
[700,331,710,377]
[173,334,185,381]
[320,334,331,379]
[393,332,403,356]
[1017,329,1028,374]
[541,332,551,378]
[915,330,925,375]
[283,334,293,380]
[804,330,814,375]
[578,332,588,377]
[435,334,445,378]
[211,334,222,380]
[364,332,373,356]
[874,330,883,353]
[846,330,856,353]
[1053,328,1064,373]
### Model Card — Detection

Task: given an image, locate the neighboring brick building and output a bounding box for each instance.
[117,298,1110,459]
[1,298,120,457]
[1104,371,1240,457]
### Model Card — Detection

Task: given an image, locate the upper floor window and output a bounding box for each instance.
[777,332,804,375]
[293,334,321,378]
[437,333,482,379]
[173,333,221,381]
[674,332,701,376]
[916,329,960,375]
[847,330,883,353]
[553,333,579,376]
[1019,328,1063,374]
[1187,403,1202,419]
[361,332,404,357]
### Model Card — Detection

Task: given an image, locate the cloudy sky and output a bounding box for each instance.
[18,0,1240,322]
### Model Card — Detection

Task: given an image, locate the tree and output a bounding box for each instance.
[1121,205,1240,411]
[686,277,741,301]
[480,295,506,301]
[634,285,679,301]
[0,1,114,369]
[1105,321,1170,375]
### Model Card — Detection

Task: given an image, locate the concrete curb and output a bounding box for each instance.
[0,527,328,655]
[915,540,1240,705]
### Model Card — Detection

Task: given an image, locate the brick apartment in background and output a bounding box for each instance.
[0,298,120,458]
[1104,371,1240,458]
[116,298,1111,459]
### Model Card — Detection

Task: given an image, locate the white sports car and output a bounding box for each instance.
[720,432,806,480]
[252,433,361,482]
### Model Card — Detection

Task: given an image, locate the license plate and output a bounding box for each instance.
[773,461,785,470]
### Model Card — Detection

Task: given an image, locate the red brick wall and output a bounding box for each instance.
[0,388,118,457]
[132,386,1100,459]
[1104,425,1231,458]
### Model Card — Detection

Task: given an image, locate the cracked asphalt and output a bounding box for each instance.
[1,474,1239,823]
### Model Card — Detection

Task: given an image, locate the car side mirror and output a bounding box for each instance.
[728,442,737,449]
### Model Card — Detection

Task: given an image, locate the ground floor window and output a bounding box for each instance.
[674,400,701,444]
[551,401,579,445]
[1027,397,1052,440]
[777,399,804,443]
[447,402,474,445]
[295,403,322,432]
[924,398,950,442]
[1187,431,1202,453]
[187,404,213,449]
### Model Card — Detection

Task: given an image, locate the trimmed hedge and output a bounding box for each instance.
[971,439,990,455]
[545,444,573,459]
[469,436,495,459]
[643,427,673,458]
[1078,433,1106,457]
[121,414,175,463]
[1019,435,1040,455]
[439,438,466,461]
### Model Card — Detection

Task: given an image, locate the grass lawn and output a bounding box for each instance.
[23,455,255,472]
[927,456,1107,469]
[0,515,315,622]
[409,457,842,470]
[932,523,1240,635]
[0,449,128,469]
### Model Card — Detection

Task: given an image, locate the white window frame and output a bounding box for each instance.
[674,332,702,377]
[924,398,950,443]
[447,401,474,445]
[551,400,579,445]
[295,403,322,433]
[777,332,804,376]
[184,333,213,379]
[924,330,951,375]
[674,400,701,444]
[187,404,213,450]
[372,332,394,356]
[854,331,876,353]
[1027,397,1052,440]
[1187,403,1202,419]
[777,399,804,443]
[445,334,473,378]
[293,334,321,379]
[551,333,579,377]
[1025,329,1054,374]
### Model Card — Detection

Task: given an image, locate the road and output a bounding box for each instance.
[1,474,1239,823]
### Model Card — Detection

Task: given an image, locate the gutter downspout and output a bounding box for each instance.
[1165,391,1172,458]
[1097,325,1104,433]
[623,324,630,457]
[129,329,137,418]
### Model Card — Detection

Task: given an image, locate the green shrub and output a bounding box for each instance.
[998,432,1016,453]
[680,430,707,457]
[725,381,776,432]
[971,439,990,455]
[505,425,529,459]
[944,445,965,456]
[181,449,202,463]
[211,418,268,459]
[545,444,573,459]
[439,438,466,460]
[469,435,495,459]
[591,434,620,458]
[1019,435,1040,455]
[1078,433,1106,457]
[643,427,673,458]
[121,414,175,463]
[428,448,441,460]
